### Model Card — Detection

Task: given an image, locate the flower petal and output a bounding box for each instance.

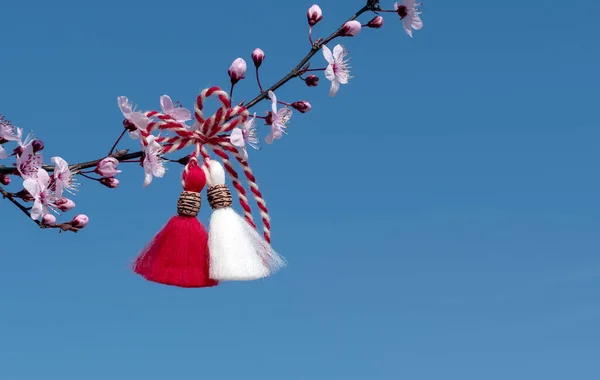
[329,79,340,97]
[265,132,275,144]
[23,178,40,197]
[171,107,192,122]
[230,128,245,147]
[160,95,174,113]
[325,64,335,81]
[117,96,132,116]
[322,44,333,64]
[30,200,44,220]
[332,44,345,62]
[268,91,278,114]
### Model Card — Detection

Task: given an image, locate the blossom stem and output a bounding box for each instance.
[108,128,128,155]
[229,82,236,101]
[309,27,314,45]
[255,67,264,92]
[77,172,101,181]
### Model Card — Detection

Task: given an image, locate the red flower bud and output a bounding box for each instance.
[100,177,120,189]
[123,119,136,131]
[15,188,34,202]
[42,214,57,227]
[305,75,320,87]
[32,139,44,153]
[340,20,361,37]
[367,16,384,28]
[70,214,89,229]
[307,5,323,27]
[55,197,76,212]
[0,174,10,185]
[291,101,312,113]
[95,157,120,177]
[228,58,247,84]
[251,48,265,68]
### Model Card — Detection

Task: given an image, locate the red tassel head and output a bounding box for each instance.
[182,158,206,192]
[132,155,217,288]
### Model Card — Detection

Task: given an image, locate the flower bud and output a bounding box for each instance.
[367,16,384,28]
[251,48,265,68]
[42,214,57,226]
[71,214,89,229]
[0,138,8,144]
[228,58,247,84]
[95,157,121,177]
[307,5,323,27]
[13,145,24,156]
[305,75,320,87]
[123,119,136,131]
[32,139,44,153]
[100,177,120,188]
[0,174,10,185]
[15,188,34,202]
[291,101,312,113]
[55,197,76,212]
[340,20,361,37]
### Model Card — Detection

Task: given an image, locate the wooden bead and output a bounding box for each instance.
[177,191,201,216]
[207,184,232,210]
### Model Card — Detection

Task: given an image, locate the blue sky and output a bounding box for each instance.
[1,0,599,379]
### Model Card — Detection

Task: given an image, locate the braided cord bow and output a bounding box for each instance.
[138,87,272,243]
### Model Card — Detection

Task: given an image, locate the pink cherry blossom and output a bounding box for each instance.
[16,143,43,180]
[52,156,78,198]
[395,0,423,37]
[0,145,6,160]
[265,91,292,144]
[117,96,150,139]
[160,95,192,123]
[322,44,351,97]
[230,113,260,160]
[142,135,165,187]
[0,121,20,142]
[22,168,55,220]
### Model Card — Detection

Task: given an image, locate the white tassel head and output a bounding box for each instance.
[203,159,285,281]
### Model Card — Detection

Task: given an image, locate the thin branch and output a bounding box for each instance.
[0,1,379,225]
[0,185,41,227]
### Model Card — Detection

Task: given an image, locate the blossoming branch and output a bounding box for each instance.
[0,0,423,233]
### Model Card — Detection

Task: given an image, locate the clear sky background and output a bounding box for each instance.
[1,0,599,379]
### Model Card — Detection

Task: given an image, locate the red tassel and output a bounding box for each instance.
[132,158,218,288]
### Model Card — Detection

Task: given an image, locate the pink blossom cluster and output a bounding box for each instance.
[116,1,424,173]
[0,0,424,232]
[0,115,89,229]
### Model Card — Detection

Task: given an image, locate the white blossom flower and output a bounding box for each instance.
[23,168,55,220]
[322,44,351,97]
[142,135,165,187]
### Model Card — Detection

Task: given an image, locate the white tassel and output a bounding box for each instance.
[204,159,285,281]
